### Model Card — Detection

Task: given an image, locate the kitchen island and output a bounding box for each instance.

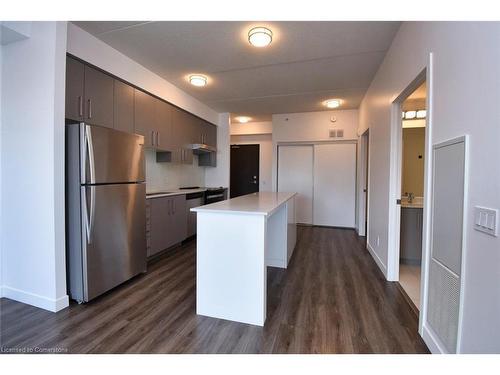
[191,192,297,326]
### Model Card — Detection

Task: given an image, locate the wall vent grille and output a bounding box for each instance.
[427,258,460,353]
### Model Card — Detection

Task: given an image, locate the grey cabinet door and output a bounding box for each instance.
[84,65,114,129]
[65,57,84,121]
[171,107,194,164]
[169,195,187,245]
[204,122,217,147]
[134,89,156,147]
[155,99,173,152]
[149,197,170,256]
[113,79,134,133]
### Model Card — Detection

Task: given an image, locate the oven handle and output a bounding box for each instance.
[206,193,224,199]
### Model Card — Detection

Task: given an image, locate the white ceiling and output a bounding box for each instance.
[73,21,400,121]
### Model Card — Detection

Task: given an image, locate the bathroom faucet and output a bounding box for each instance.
[408,192,415,203]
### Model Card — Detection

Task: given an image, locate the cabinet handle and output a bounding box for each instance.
[157,131,160,146]
[88,99,92,119]
[78,96,83,117]
[151,131,155,147]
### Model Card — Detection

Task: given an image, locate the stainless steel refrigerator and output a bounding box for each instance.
[66,122,146,303]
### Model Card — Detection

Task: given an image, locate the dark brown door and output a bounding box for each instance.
[230,144,259,198]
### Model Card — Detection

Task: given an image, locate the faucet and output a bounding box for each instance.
[408,192,415,203]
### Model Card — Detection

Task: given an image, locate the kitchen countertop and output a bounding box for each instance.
[401,196,424,209]
[191,192,297,216]
[401,202,424,209]
[146,188,207,199]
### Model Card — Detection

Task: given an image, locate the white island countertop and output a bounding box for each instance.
[191,192,297,216]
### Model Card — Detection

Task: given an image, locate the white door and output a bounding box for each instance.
[313,143,356,227]
[277,145,313,224]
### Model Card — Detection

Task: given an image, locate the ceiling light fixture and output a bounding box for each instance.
[236,116,251,123]
[324,99,341,109]
[402,109,426,120]
[189,74,208,87]
[248,27,273,47]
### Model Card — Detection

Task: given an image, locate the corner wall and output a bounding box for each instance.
[359,22,500,353]
[0,22,69,311]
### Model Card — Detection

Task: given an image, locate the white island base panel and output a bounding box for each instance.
[194,192,296,326]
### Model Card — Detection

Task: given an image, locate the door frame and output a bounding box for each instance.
[387,54,434,338]
[357,129,370,237]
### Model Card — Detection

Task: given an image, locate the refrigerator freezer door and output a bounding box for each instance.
[82,182,146,301]
[82,123,145,184]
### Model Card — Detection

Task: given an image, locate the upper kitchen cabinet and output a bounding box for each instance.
[203,122,217,148]
[113,79,134,134]
[65,56,114,128]
[65,57,85,122]
[84,65,114,129]
[155,100,173,151]
[171,107,195,164]
[134,89,172,151]
[134,89,156,146]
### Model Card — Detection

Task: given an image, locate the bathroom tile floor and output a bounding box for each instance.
[399,264,421,309]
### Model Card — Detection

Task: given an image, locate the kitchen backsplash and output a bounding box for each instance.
[145,149,205,193]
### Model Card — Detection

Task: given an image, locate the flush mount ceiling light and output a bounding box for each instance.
[189,74,208,87]
[236,116,251,123]
[248,27,273,47]
[324,99,341,109]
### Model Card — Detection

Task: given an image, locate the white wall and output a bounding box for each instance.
[144,150,205,192]
[231,134,273,192]
[271,110,359,192]
[359,22,500,353]
[205,113,231,189]
[0,22,69,311]
[66,23,219,125]
[230,121,272,135]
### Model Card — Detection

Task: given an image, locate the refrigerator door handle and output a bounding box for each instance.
[89,185,96,243]
[82,186,96,244]
[82,187,91,243]
[85,125,96,185]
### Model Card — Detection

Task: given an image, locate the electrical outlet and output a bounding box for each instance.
[474,206,498,237]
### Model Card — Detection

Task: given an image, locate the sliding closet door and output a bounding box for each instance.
[278,145,313,224]
[313,143,356,227]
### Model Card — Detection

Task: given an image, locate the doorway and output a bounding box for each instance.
[230,144,259,198]
[388,72,428,316]
[399,83,427,310]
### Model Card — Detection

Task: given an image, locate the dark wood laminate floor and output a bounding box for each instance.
[0,227,429,354]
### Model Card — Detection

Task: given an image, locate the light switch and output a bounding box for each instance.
[474,206,498,237]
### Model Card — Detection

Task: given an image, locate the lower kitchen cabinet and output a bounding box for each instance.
[400,207,423,265]
[147,195,187,257]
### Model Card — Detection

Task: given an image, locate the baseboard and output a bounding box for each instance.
[266,258,286,269]
[422,323,447,354]
[366,242,387,277]
[1,285,69,312]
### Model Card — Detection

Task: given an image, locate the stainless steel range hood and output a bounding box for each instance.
[192,143,217,154]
